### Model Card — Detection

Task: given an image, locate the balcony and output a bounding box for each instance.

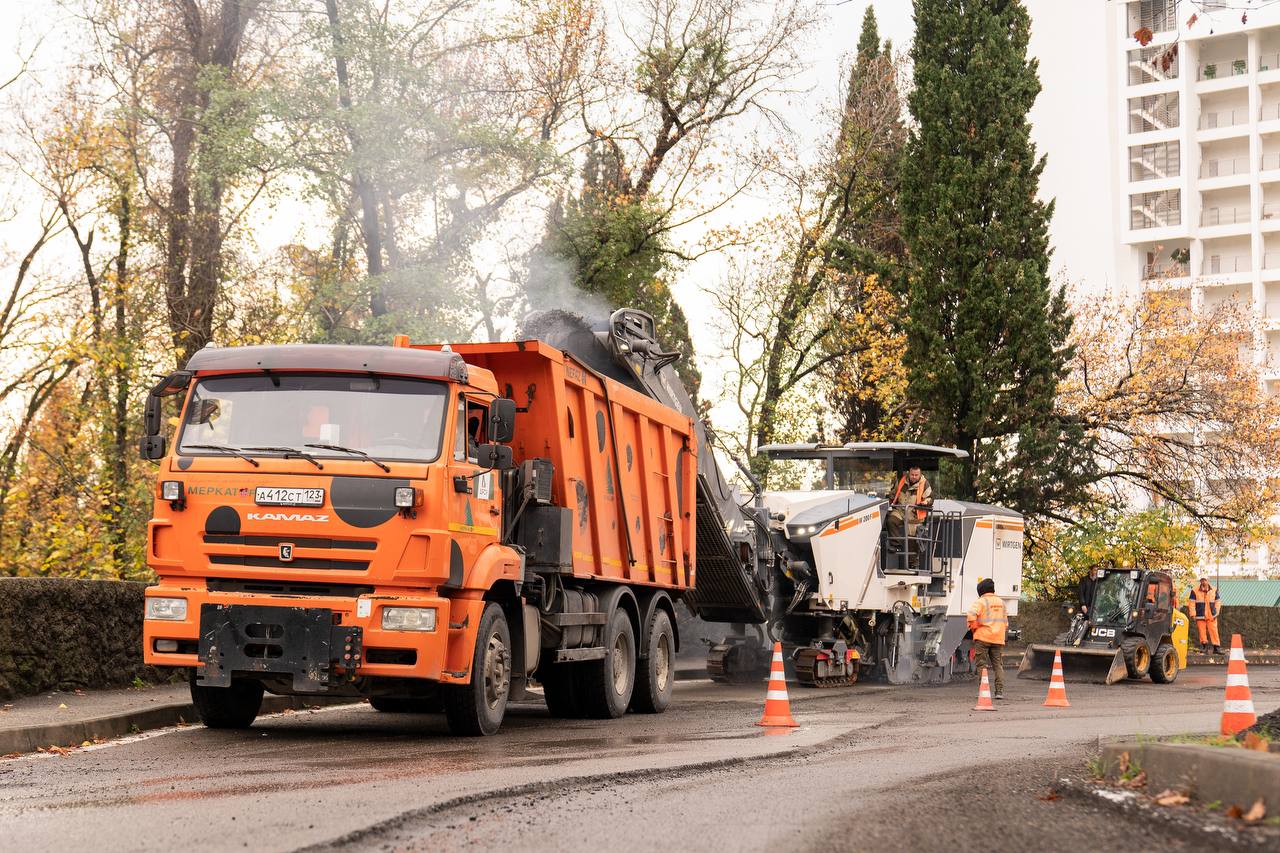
[1264,252,1280,271]
[1142,260,1189,281]
[1200,155,1249,179]
[1200,205,1250,227]
[1199,107,1250,130]
[1261,103,1280,123]
[1262,52,1280,74]
[1202,254,1251,275]
[1198,57,1248,82]
[1263,152,1280,172]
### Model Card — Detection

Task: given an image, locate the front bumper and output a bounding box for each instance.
[144,586,451,686]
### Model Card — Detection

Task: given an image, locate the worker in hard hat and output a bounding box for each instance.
[966,578,1008,699]
[885,465,933,570]
[1186,577,1223,655]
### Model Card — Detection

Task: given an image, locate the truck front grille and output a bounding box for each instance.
[207,578,375,597]
[209,554,370,571]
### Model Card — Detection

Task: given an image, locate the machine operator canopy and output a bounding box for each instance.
[758,442,968,493]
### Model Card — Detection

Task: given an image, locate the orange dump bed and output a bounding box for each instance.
[439,341,697,591]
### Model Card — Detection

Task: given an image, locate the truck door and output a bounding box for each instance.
[447,395,501,581]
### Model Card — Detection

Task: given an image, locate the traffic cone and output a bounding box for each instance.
[756,642,799,728]
[973,667,995,711]
[1221,634,1257,736]
[1042,649,1071,708]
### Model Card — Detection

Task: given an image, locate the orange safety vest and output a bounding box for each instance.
[892,475,929,521]
[1188,586,1219,620]
[968,593,1008,645]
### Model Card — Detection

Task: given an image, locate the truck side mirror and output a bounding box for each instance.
[139,370,192,460]
[476,443,514,470]
[489,398,516,443]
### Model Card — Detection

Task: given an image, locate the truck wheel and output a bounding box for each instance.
[539,663,584,718]
[1150,643,1179,684]
[580,607,636,719]
[1121,637,1151,679]
[630,610,674,714]
[190,672,264,729]
[443,603,511,736]
[370,697,441,713]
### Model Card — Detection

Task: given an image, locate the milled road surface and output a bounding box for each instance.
[2,669,1277,852]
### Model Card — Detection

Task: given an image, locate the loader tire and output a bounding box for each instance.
[1121,637,1151,680]
[443,603,510,736]
[538,662,585,718]
[190,672,263,729]
[1150,642,1179,684]
[579,607,636,719]
[630,609,674,714]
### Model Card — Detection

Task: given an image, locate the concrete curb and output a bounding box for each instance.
[0,695,357,757]
[1100,740,1280,813]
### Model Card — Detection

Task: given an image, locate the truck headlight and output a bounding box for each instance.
[394,487,417,508]
[146,597,188,621]
[381,606,436,632]
[161,480,183,502]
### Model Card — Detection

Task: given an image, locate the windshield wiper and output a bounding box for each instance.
[184,444,261,467]
[305,443,391,473]
[244,446,325,469]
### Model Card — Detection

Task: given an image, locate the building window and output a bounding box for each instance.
[1129,141,1180,182]
[1130,189,1181,229]
[1128,44,1179,86]
[1129,0,1177,34]
[1129,93,1179,133]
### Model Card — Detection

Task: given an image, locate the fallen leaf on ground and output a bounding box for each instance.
[1243,732,1271,752]
[1154,790,1190,806]
[1,704,12,712]
[1118,751,1130,775]
[1226,804,1244,819]
[1,752,21,759]
[57,703,67,710]
[1243,799,1267,822]
[1037,790,1061,802]
[1125,770,1147,789]
[38,745,71,757]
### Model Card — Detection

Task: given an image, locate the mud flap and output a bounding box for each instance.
[197,603,362,693]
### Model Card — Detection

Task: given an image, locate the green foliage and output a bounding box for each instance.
[1023,509,1199,601]
[900,0,1093,515]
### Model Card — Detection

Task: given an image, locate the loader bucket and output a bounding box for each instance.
[1017,644,1128,685]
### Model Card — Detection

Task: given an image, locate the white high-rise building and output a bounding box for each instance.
[1108,0,1277,578]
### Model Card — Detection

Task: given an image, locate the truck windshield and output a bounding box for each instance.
[1090,571,1139,624]
[177,374,449,463]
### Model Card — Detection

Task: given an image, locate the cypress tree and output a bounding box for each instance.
[900,0,1091,514]
[855,6,881,71]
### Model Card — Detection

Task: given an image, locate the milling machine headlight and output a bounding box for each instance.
[394,486,417,508]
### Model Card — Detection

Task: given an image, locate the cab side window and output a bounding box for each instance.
[1157,579,1172,611]
[454,397,489,464]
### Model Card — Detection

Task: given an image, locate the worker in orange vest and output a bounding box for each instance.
[966,578,1008,699]
[886,465,933,570]
[1186,577,1223,655]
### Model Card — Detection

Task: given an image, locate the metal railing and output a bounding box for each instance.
[1202,254,1251,274]
[1261,52,1280,73]
[1200,156,1249,178]
[1261,103,1280,122]
[1200,206,1251,226]
[1264,299,1280,317]
[1142,261,1189,280]
[1129,46,1179,86]
[1264,253,1280,270]
[1129,0,1176,35]
[1199,107,1250,129]
[1263,152,1280,171]
[1198,57,1248,80]
[1263,202,1280,221]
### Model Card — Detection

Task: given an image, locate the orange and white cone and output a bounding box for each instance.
[974,667,995,711]
[756,642,799,728]
[1042,649,1070,708]
[1221,633,1257,736]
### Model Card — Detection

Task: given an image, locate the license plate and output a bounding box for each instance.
[255,487,324,507]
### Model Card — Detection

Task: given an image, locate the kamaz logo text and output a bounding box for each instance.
[247,512,330,523]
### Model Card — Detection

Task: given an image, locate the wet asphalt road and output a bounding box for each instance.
[2,668,1277,852]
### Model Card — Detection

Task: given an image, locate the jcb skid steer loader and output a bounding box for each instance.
[1018,567,1189,685]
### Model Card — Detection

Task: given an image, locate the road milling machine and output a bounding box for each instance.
[542,310,1026,687]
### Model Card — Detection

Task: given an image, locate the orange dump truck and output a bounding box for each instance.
[140,317,697,735]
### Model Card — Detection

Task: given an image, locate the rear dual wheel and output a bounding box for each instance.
[540,606,651,719]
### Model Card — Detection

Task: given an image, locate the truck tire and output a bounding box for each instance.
[630,609,673,714]
[443,603,511,736]
[190,672,264,729]
[370,697,441,713]
[579,607,636,719]
[539,663,585,718]
[1121,637,1151,679]
[1150,642,1179,684]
